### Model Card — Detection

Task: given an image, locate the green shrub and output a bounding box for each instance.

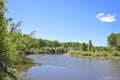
[112,51,120,56]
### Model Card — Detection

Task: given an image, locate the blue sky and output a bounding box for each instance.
[5,0,120,46]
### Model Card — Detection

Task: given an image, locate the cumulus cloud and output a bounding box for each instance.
[96,13,116,23]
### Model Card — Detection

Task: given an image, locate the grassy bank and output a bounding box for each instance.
[0,56,35,80]
[67,50,120,60]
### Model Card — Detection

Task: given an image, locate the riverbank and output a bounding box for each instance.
[17,50,120,61]
[12,56,35,80]
[67,50,120,60]
[0,55,34,80]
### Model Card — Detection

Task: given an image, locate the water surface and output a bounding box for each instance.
[22,55,120,80]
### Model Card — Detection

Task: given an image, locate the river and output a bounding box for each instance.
[20,54,120,80]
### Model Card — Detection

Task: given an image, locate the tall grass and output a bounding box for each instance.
[67,50,120,60]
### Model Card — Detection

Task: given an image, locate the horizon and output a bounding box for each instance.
[5,0,120,46]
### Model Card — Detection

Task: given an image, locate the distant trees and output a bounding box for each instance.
[82,42,87,51]
[7,33,95,53]
[61,42,82,50]
[88,40,93,51]
[81,40,93,51]
[107,33,120,51]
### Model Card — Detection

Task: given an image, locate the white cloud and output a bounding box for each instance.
[96,13,116,23]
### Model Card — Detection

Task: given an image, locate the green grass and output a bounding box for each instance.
[67,50,120,60]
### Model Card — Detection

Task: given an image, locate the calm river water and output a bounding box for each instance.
[21,55,120,80]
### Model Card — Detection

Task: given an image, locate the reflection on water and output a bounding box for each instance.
[19,55,120,80]
[14,60,39,80]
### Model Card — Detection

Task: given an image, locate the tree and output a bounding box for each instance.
[0,0,17,79]
[107,33,117,47]
[107,33,120,51]
[88,40,92,51]
[82,42,87,51]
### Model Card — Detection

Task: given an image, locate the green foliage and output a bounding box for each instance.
[0,1,17,80]
[88,40,92,51]
[107,33,120,51]
[82,42,88,51]
[61,42,82,50]
[0,0,16,67]
[111,51,120,56]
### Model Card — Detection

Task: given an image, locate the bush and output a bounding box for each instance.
[112,51,120,56]
[101,51,108,57]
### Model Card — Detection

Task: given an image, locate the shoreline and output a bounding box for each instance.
[66,52,120,61]
[17,51,120,61]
